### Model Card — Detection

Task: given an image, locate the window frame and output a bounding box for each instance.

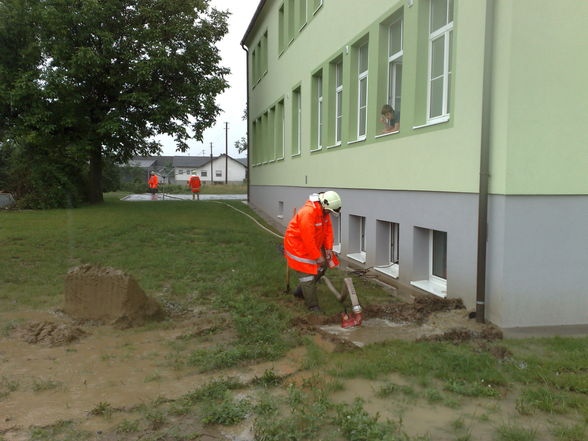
[427,0,454,123]
[317,73,324,149]
[292,87,302,156]
[357,43,369,140]
[387,18,403,123]
[335,60,343,145]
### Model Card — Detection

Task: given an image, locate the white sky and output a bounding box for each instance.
[156,0,259,158]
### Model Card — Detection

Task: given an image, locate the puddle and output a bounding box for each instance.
[320,318,442,347]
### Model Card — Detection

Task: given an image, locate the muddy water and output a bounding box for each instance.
[329,377,561,441]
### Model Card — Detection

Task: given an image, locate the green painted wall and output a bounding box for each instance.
[490,0,588,195]
[245,0,587,196]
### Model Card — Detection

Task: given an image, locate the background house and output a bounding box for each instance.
[128,154,247,184]
[241,0,588,331]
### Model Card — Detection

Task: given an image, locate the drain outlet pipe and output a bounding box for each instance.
[476,0,496,323]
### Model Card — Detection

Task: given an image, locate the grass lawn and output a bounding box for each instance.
[2,195,588,441]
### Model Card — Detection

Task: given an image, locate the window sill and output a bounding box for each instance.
[375,264,399,279]
[412,115,450,130]
[277,215,283,219]
[410,279,447,298]
[310,146,323,152]
[374,130,399,139]
[291,152,301,158]
[313,2,323,15]
[333,244,341,254]
[347,252,366,264]
[326,142,341,149]
[347,137,366,145]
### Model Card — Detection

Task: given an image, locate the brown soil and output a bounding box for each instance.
[64,264,165,328]
[363,295,466,324]
[14,320,88,346]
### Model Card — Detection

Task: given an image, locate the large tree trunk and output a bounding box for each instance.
[88,145,103,204]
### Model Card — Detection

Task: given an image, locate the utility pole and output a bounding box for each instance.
[210,142,213,185]
[225,122,229,184]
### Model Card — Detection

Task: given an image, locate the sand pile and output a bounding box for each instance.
[64,264,165,328]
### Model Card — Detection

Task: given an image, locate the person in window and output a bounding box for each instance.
[284,191,341,313]
[188,173,201,200]
[380,104,400,133]
[148,171,158,200]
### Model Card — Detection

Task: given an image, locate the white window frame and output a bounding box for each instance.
[293,88,301,155]
[427,0,453,123]
[335,60,343,145]
[277,100,285,159]
[215,169,222,177]
[376,222,400,278]
[357,43,369,140]
[317,74,324,149]
[387,18,403,120]
[201,170,208,177]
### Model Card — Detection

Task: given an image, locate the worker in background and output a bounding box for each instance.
[148,171,158,200]
[284,191,342,313]
[188,173,201,200]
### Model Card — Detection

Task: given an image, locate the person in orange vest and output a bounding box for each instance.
[284,191,342,313]
[148,171,158,199]
[188,173,201,200]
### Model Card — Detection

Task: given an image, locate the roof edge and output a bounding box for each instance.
[240,0,268,47]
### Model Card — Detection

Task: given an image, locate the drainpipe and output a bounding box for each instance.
[476,0,496,323]
[241,43,250,203]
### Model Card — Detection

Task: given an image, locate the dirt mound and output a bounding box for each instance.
[363,296,464,323]
[15,320,88,346]
[64,264,165,328]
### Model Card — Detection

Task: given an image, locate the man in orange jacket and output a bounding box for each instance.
[188,173,201,200]
[148,171,158,199]
[284,191,342,312]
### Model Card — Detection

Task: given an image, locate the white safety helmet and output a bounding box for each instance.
[319,191,342,215]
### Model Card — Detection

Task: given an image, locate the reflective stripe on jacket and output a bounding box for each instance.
[284,198,334,274]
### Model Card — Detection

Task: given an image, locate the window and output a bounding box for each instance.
[332,215,342,254]
[411,227,447,297]
[287,0,295,44]
[357,43,369,139]
[292,87,301,155]
[381,18,403,134]
[298,0,307,30]
[335,60,343,144]
[279,5,285,53]
[375,221,399,278]
[428,0,453,121]
[431,229,447,281]
[179,169,184,174]
[201,170,207,177]
[215,170,222,177]
[277,201,284,219]
[276,100,285,159]
[312,70,324,150]
[347,215,367,263]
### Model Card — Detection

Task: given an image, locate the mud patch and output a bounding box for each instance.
[363,295,465,323]
[14,320,88,346]
[64,264,165,328]
[417,325,503,343]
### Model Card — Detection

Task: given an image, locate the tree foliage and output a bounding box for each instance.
[0,0,229,207]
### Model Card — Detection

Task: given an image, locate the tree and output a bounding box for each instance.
[0,0,229,206]
[234,136,247,154]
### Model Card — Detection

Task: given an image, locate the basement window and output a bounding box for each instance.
[411,228,447,297]
[347,215,366,263]
[375,220,399,278]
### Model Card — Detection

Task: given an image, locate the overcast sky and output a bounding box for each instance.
[156,0,259,158]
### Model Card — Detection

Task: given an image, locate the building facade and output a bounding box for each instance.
[241,0,588,330]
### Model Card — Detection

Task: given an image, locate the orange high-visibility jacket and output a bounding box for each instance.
[148,175,158,189]
[284,195,335,275]
[188,176,201,192]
